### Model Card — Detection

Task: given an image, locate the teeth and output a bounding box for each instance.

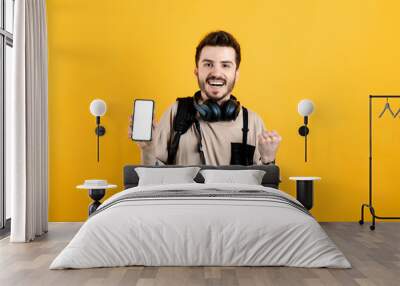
[208,80,225,86]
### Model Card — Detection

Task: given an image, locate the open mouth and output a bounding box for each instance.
[206,79,226,87]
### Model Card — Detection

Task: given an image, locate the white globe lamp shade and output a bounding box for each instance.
[90,99,107,117]
[298,99,314,116]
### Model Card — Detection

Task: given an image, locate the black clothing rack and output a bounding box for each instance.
[359,95,400,230]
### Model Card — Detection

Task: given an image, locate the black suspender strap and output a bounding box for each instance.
[167,97,197,165]
[194,119,206,165]
[167,131,182,164]
[242,107,249,145]
[241,107,249,165]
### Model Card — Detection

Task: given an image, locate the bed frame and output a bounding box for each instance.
[123,164,281,189]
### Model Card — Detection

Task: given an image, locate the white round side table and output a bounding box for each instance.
[77,180,117,215]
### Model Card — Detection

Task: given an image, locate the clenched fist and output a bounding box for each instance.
[257,130,282,164]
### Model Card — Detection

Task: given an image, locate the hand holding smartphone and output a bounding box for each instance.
[131,99,155,142]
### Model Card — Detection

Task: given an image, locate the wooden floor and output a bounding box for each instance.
[0,222,399,286]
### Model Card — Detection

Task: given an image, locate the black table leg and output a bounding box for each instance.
[296,180,313,210]
[88,189,105,215]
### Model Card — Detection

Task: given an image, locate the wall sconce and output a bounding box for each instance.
[297,99,314,162]
[89,99,107,162]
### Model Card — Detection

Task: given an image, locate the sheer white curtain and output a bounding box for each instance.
[8,0,48,242]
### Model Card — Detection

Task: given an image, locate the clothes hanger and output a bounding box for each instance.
[394,107,400,118]
[378,97,395,118]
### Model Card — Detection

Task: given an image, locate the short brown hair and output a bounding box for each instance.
[195,31,241,69]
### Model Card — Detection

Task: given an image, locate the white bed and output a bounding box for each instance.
[50,182,351,269]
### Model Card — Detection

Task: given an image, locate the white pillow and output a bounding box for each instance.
[200,169,266,185]
[135,167,200,186]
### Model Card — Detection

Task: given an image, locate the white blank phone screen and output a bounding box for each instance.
[132,100,154,141]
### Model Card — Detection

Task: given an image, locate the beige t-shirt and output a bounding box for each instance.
[141,101,267,166]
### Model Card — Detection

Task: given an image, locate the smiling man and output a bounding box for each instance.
[131,30,282,166]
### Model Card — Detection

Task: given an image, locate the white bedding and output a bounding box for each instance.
[50,183,351,269]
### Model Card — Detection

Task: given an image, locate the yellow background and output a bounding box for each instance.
[47,0,400,221]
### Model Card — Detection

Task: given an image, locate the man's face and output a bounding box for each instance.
[194,46,239,103]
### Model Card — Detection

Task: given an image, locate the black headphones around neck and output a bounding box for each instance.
[193,90,241,122]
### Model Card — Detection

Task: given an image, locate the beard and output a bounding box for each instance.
[197,74,236,102]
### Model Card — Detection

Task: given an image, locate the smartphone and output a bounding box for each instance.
[131,99,154,141]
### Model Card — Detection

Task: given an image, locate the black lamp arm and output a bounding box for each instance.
[94,116,106,162]
[304,116,308,125]
[297,116,310,162]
